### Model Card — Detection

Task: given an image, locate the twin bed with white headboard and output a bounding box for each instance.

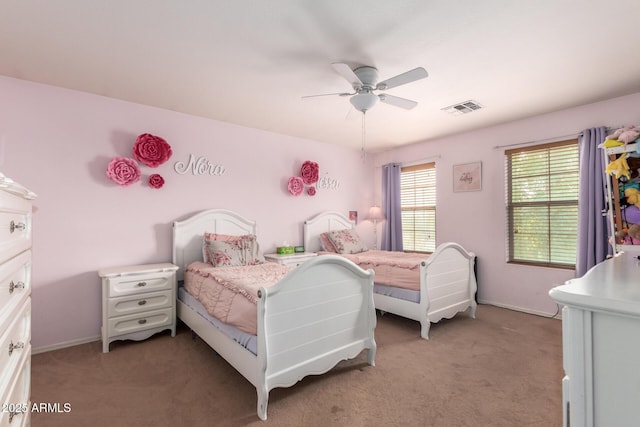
[304,211,477,339]
[172,209,377,421]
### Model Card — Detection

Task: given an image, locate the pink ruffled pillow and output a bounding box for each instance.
[319,232,338,253]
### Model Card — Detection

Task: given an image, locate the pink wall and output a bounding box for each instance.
[374,92,640,316]
[3,73,638,350]
[0,76,375,351]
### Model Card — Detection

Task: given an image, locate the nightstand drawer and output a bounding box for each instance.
[264,252,317,267]
[107,271,174,298]
[107,290,173,317]
[108,307,173,337]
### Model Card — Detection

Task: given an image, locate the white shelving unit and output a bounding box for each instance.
[603,141,640,254]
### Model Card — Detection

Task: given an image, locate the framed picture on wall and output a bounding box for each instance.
[453,161,482,192]
[349,210,358,224]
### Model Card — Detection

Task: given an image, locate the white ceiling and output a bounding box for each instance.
[2,1,640,152]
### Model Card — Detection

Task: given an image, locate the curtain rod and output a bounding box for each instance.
[492,133,581,150]
[375,154,442,168]
[493,126,623,150]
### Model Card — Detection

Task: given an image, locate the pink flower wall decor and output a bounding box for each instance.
[307,186,316,196]
[287,176,304,196]
[106,157,141,187]
[300,160,319,185]
[132,133,172,168]
[148,174,165,189]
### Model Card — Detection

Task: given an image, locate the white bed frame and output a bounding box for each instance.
[172,209,377,420]
[304,211,477,339]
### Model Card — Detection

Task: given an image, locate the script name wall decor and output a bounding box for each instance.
[316,174,341,190]
[174,154,226,176]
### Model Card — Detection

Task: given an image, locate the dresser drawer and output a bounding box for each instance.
[0,251,31,327]
[108,307,173,337]
[0,349,30,427]
[106,271,174,298]
[0,299,31,388]
[107,289,173,317]
[0,190,32,266]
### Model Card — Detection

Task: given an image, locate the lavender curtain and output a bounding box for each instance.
[576,127,610,277]
[381,163,403,251]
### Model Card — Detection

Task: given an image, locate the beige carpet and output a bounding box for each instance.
[31,304,563,426]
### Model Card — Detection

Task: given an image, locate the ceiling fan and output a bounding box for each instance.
[304,62,428,113]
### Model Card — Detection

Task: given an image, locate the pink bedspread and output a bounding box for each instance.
[320,250,429,291]
[184,261,292,334]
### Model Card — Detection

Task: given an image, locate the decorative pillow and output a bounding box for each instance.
[241,235,266,265]
[319,232,337,253]
[204,233,265,266]
[206,239,245,267]
[326,229,368,254]
[203,232,246,264]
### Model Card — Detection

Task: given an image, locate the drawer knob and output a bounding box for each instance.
[138,300,147,306]
[136,281,147,287]
[8,340,24,356]
[138,319,147,325]
[9,220,26,233]
[8,281,25,294]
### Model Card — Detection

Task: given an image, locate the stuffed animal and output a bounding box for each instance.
[622,205,640,224]
[606,126,640,144]
[606,154,631,180]
[603,139,625,148]
[628,224,640,241]
[619,128,640,144]
[625,188,640,209]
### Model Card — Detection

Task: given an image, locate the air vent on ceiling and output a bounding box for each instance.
[441,100,483,116]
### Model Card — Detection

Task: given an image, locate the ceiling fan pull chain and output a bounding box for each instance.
[361,112,367,160]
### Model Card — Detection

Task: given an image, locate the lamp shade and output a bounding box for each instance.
[367,206,385,221]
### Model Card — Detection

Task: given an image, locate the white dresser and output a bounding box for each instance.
[0,173,36,427]
[99,263,178,353]
[549,252,640,427]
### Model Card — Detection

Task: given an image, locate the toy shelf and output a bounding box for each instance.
[603,142,640,254]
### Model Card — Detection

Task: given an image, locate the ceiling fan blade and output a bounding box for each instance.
[376,67,428,90]
[302,92,353,99]
[378,94,418,110]
[331,62,363,89]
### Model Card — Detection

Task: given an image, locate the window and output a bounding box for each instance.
[401,163,436,252]
[506,140,579,268]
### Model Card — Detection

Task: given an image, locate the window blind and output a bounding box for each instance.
[506,140,579,268]
[401,163,436,253]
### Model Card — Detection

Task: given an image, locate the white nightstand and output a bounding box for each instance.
[264,252,317,267]
[99,263,178,353]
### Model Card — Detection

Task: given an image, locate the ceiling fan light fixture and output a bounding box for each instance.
[350,92,379,113]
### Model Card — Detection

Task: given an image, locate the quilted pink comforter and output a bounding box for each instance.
[184,261,292,334]
[320,250,429,291]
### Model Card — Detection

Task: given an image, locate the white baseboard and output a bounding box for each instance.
[478,299,562,320]
[32,335,101,355]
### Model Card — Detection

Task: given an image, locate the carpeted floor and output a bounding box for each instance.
[31,304,563,426]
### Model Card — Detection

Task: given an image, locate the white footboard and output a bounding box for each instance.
[374,242,477,339]
[256,255,376,420]
[423,242,477,330]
